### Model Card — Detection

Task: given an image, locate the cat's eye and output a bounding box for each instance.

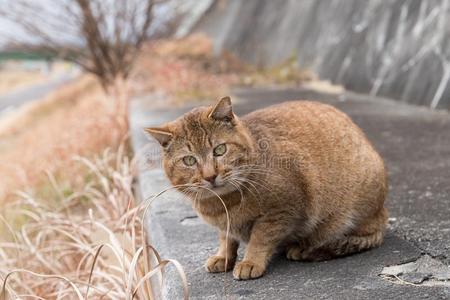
[182,155,197,166]
[213,144,227,156]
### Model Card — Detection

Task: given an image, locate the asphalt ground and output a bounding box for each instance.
[0,72,76,116]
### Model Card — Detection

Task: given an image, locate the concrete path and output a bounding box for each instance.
[130,87,450,299]
[0,71,77,116]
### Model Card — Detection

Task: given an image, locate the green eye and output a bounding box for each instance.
[182,155,197,166]
[213,144,227,156]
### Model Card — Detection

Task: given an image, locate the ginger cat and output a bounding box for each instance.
[146,97,388,280]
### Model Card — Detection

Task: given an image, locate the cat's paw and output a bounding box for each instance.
[233,260,265,280]
[205,255,235,273]
[286,244,304,261]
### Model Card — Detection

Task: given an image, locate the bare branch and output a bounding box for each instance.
[0,0,162,89]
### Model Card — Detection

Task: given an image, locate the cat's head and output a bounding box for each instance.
[145,97,255,196]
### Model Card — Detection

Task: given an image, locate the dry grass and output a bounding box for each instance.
[130,34,242,105]
[239,55,316,87]
[0,144,188,299]
[131,34,315,106]
[0,75,123,202]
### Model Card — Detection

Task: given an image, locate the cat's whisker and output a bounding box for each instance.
[230,174,272,196]
[235,175,283,210]
[225,172,267,198]
[227,180,245,207]
[246,171,284,182]
[193,190,203,210]
[227,175,265,213]
[230,176,260,199]
[232,164,283,175]
[232,181,246,212]
[228,175,280,210]
[235,169,279,187]
[178,183,207,211]
[228,167,283,182]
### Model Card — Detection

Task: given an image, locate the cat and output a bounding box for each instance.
[146,96,388,280]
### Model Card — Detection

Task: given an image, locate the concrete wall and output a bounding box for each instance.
[194,0,450,109]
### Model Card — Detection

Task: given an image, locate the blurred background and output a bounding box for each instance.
[2,0,449,200]
[0,0,449,298]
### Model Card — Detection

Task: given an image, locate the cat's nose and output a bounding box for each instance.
[204,175,217,186]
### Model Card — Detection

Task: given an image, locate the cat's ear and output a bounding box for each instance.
[209,96,234,122]
[144,126,173,147]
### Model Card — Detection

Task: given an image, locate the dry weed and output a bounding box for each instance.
[130,34,315,106]
[0,75,123,202]
[130,34,241,105]
[0,144,188,299]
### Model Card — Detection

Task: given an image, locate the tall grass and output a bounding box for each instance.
[0,143,188,299]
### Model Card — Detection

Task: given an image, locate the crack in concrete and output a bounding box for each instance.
[380,255,450,287]
[180,215,200,226]
[389,220,449,265]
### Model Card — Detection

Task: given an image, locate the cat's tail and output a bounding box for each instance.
[299,230,385,261]
[332,230,385,256]
[330,207,388,257]
[303,207,388,261]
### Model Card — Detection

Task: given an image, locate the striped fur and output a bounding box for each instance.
[146,97,388,280]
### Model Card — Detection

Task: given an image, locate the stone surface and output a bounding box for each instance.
[193,0,450,109]
[130,87,450,299]
[381,255,450,286]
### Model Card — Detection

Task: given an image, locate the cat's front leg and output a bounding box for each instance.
[233,219,288,280]
[205,231,239,273]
